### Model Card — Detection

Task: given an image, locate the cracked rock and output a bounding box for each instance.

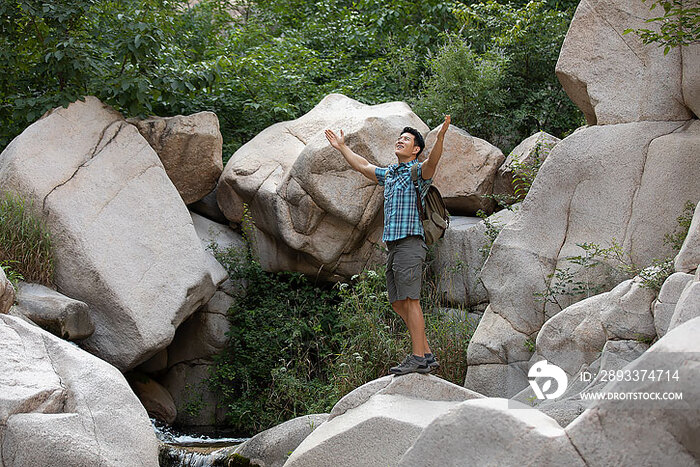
[0,96,217,371]
[216,93,428,280]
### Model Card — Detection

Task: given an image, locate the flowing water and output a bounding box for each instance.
[152,419,248,467]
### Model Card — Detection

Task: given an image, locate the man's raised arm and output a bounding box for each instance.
[325,129,378,182]
[421,115,450,180]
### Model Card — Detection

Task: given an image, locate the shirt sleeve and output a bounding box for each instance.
[417,163,433,197]
[375,167,388,186]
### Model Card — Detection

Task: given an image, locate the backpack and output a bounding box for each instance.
[410,164,449,245]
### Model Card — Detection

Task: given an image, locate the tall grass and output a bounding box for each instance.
[0,192,54,286]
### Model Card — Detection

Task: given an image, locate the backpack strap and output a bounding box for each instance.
[410,164,426,221]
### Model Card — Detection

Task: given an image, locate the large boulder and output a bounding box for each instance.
[565,317,700,465]
[556,0,694,125]
[398,398,584,466]
[434,210,517,310]
[493,131,560,200]
[212,414,329,467]
[0,266,14,314]
[161,361,226,427]
[465,120,700,397]
[667,268,700,333]
[130,376,177,425]
[9,281,94,340]
[0,314,159,466]
[284,374,482,466]
[130,112,224,204]
[217,93,428,280]
[0,97,218,371]
[422,124,505,215]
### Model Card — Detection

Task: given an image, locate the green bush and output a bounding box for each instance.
[0,192,54,286]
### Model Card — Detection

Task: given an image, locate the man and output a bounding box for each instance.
[325,115,450,375]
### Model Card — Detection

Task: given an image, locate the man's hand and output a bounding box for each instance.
[325,129,345,150]
[325,128,378,182]
[421,115,450,180]
[437,115,451,139]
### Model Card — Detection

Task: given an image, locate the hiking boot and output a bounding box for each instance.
[424,353,440,371]
[389,354,430,375]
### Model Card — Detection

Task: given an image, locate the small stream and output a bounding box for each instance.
[152,419,249,467]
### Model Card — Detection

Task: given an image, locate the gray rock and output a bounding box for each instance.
[0,96,217,371]
[0,266,14,314]
[600,277,657,341]
[675,198,700,273]
[161,361,226,427]
[668,269,700,333]
[466,121,700,397]
[566,317,700,466]
[130,111,224,204]
[0,314,158,466]
[556,0,692,125]
[433,210,516,309]
[398,398,584,467]
[682,42,700,119]
[284,374,482,466]
[653,272,694,337]
[494,131,560,200]
[130,376,177,425]
[188,188,228,224]
[423,124,505,215]
[217,93,428,280]
[214,414,328,467]
[10,282,94,340]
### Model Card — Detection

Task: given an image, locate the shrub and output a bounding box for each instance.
[0,192,54,286]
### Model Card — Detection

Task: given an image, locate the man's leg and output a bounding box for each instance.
[391,298,431,356]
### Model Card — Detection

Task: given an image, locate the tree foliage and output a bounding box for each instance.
[624,0,700,55]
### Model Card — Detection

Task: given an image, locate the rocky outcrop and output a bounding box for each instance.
[212,414,329,467]
[9,282,94,340]
[284,374,482,466]
[0,266,14,314]
[422,124,504,215]
[0,314,159,466]
[653,272,694,337]
[130,376,177,425]
[493,131,560,200]
[0,97,218,371]
[130,112,224,204]
[433,209,516,310]
[675,199,700,273]
[398,398,584,466]
[566,317,700,465]
[683,43,700,118]
[217,93,428,280]
[556,0,694,125]
[465,120,700,397]
[667,268,700,333]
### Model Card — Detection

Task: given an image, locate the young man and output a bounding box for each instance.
[325,115,450,375]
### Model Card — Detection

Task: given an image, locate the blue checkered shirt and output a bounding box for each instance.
[375,158,432,243]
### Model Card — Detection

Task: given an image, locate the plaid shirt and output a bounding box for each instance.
[375,158,432,243]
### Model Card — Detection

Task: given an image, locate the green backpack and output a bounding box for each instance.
[410,164,450,245]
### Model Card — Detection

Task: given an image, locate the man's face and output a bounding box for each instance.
[395,132,420,159]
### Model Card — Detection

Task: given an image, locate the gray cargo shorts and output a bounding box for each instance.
[386,235,427,303]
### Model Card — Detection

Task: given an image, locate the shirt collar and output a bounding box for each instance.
[390,158,420,171]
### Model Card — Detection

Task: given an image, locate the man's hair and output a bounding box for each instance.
[401,127,425,157]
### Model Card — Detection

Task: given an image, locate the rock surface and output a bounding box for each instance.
[433,210,517,310]
[465,120,700,397]
[130,112,224,204]
[215,414,328,467]
[0,266,14,314]
[675,198,700,273]
[9,282,94,340]
[0,314,159,466]
[493,131,560,200]
[398,398,584,466]
[556,0,693,125]
[217,93,428,280]
[285,374,482,466]
[0,96,217,371]
[653,272,694,338]
[565,317,700,466]
[682,42,700,119]
[161,361,226,427]
[667,268,700,333]
[130,377,177,425]
[600,277,657,341]
[422,124,505,215]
